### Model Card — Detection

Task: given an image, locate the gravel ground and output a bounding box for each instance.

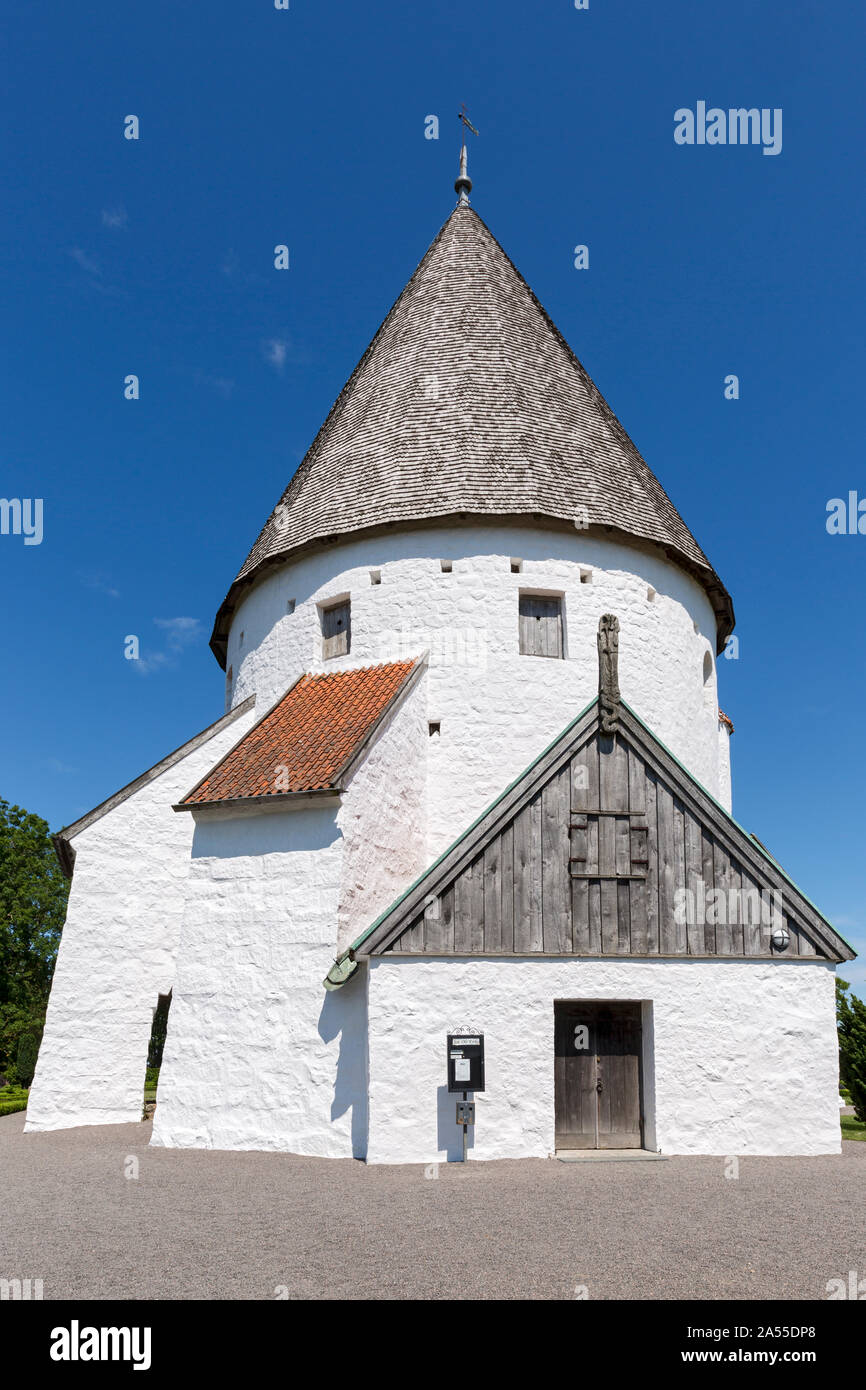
[2,1114,864,1301]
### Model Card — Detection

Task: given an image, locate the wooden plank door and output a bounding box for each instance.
[554,1003,598,1147]
[554,1001,643,1149]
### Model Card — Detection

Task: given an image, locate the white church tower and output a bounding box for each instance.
[27,151,853,1160]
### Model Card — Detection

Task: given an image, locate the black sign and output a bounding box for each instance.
[447,1033,485,1092]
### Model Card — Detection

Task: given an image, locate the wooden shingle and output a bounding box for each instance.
[211,206,734,665]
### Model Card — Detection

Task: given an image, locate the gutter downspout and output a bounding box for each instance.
[322,951,359,992]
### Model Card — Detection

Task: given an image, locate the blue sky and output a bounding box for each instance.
[2,1,864,990]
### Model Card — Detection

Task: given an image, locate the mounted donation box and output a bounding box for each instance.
[447,1034,485,1092]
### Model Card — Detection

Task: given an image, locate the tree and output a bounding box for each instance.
[836,976,866,1124]
[147,993,172,1070]
[16,1032,38,1088]
[0,799,69,1074]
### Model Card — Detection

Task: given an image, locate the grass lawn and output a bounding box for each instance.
[841,1113,866,1142]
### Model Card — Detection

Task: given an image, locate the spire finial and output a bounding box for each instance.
[597,614,622,735]
[455,104,478,205]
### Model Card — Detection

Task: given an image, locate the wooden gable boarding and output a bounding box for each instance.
[357,702,853,962]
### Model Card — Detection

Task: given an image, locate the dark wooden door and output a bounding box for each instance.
[554,1001,643,1149]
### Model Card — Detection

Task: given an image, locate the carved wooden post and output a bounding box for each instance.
[598,614,621,735]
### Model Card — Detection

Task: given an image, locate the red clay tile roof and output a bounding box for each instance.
[180,660,419,806]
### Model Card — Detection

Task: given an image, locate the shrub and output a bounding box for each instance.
[837,977,866,1125]
[0,1085,29,1116]
[15,1033,38,1089]
[0,1098,28,1115]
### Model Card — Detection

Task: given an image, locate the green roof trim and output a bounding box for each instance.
[341,695,853,967]
[620,700,854,954]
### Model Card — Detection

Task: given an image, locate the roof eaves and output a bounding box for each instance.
[52,696,257,878]
[209,210,462,665]
[176,657,424,811]
[176,674,307,808]
[347,695,854,966]
[618,700,855,957]
[173,788,343,814]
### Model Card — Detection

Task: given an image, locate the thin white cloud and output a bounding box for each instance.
[101,207,128,229]
[68,246,126,298]
[131,618,203,675]
[43,757,78,774]
[192,369,235,399]
[219,249,266,288]
[262,338,288,371]
[79,570,120,599]
[133,655,167,676]
[69,247,101,277]
[154,616,203,652]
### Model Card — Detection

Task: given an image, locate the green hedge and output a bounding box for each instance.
[0,1099,27,1115]
[0,1086,28,1116]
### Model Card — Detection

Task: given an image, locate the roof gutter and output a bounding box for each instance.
[173,788,342,814]
[322,951,359,991]
[210,515,735,666]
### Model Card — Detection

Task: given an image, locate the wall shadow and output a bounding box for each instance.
[318,979,368,1159]
[437,1084,474,1161]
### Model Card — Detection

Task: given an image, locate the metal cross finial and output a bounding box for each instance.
[597,614,621,735]
[455,104,479,205]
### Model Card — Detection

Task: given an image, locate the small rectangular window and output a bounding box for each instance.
[519,594,563,658]
[321,600,351,659]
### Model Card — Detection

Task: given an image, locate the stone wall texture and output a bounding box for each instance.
[149,807,363,1155]
[150,684,428,1154]
[366,957,840,1163]
[25,706,258,1132]
[227,524,731,858]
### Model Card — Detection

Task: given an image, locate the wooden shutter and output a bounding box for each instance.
[322,601,351,658]
[519,594,563,658]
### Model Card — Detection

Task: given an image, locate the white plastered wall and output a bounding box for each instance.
[718,721,733,812]
[336,667,428,952]
[150,679,428,1155]
[226,524,732,857]
[365,957,840,1163]
[25,705,258,1132]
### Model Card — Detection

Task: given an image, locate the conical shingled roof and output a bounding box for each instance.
[211,204,733,662]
